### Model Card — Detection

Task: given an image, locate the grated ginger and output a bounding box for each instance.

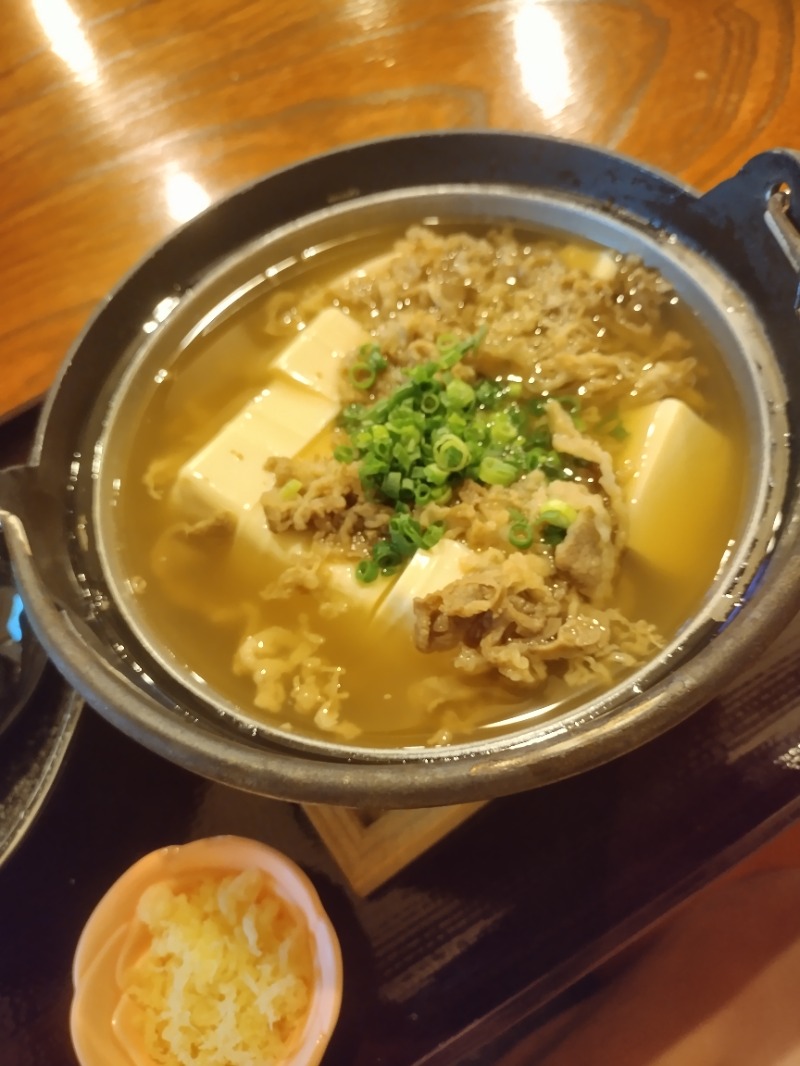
[123,868,313,1066]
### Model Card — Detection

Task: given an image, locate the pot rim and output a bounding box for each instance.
[5,130,800,806]
[92,180,786,764]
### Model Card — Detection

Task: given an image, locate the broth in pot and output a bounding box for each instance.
[103,223,746,749]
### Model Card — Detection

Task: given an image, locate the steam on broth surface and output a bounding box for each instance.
[112,224,745,748]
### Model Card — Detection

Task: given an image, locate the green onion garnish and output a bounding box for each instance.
[358,342,388,369]
[541,525,568,546]
[445,379,475,409]
[537,500,578,547]
[538,500,578,529]
[280,478,303,500]
[420,392,441,415]
[347,343,389,391]
[433,433,471,472]
[356,559,380,583]
[477,456,519,486]
[336,331,580,582]
[509,520,534,550]
[349,362,376,390]
[609,422,629,442]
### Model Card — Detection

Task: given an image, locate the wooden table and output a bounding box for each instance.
[3,0,799,420]
[3,3,800,1065]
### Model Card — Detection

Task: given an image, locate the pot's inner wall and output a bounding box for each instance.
[71,186,785,761]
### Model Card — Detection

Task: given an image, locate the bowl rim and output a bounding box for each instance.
[69,834,343,1066]
[6,130,800,805]
[90,180,786,764]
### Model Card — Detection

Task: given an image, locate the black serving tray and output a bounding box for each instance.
[2,405,800,1065]
[2,622,800,1066]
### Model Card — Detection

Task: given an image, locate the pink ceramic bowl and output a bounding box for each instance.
[70,835,343,1066]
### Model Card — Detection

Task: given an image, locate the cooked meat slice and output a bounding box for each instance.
[414,549,660,688]
[173,511,236,542]
[554,506,617,604]
[547,399,625,522]
[261,456,392,551]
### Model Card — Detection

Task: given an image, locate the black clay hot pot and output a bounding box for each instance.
[1,132,799,807]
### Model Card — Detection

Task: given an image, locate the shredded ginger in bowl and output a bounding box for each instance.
[123,869,314,1066]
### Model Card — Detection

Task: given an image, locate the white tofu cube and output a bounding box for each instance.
[173,378,337,561]
[173,403,277,524]
[339,252,397,284]
[273,308,370,400]
[248,379,339,458]
[613,398,733,575]
[233,507,307,565]
[559,244,618,281]
[324,561,392,614]
[375,540,476,631]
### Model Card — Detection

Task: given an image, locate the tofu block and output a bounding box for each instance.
[324,561,392,615]
[173,377,337,549]
[233,506,308,565]
[559,244,618,281]
[338,252,396,284]
[173,402,275,524]
[273,308,370,400]
[613,399,733,576]
[375,540,476,631]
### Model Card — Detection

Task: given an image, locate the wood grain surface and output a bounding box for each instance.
[2,0,799,419]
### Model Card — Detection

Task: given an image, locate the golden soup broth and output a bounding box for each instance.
[110,226,747,748]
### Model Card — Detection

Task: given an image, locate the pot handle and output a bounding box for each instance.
[0,487,50,740]
[695,149,800,314]
[764,185,800,308]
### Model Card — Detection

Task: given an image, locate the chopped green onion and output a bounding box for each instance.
[609,422,629,442]
[541,525,569,546]
[422,523,445,548]
[437,346,464,370]
[420,392,441,414]
[382,470,402,499]
[476,379,503,407]
[445,379,475,409]
[488,412,519,444]
[446,410,468,435]
[433,433,471,472]
[400,476,416,501]
[389,513,425,551]
[538,500,578,529]
[429,484,452,504]
[280,478,303,500]
[436,332,460,352]
[392,442,415,472]
[409,362,438,384]
[356,559,380,583]
[422,462,450,486]
[557,396,581,416]
[539,452,565,479]
[373,541,401,567]
[358,342,388,372]
[508,520,534,550]
[334,331,581,584]
[349,362,376,390]
[477,456,519,486]
[436,325,487,369]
